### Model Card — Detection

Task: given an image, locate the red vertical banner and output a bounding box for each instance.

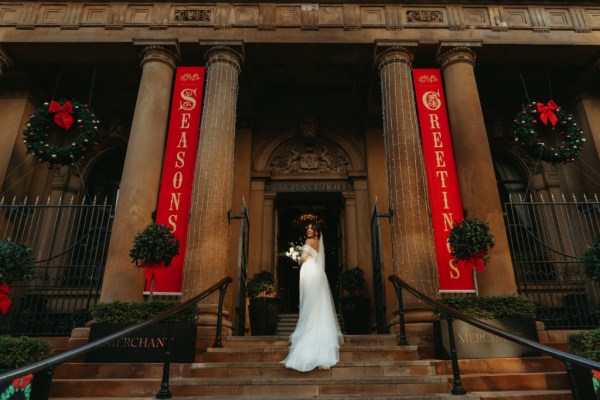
[144,67,205,294]
[412,69,474,293]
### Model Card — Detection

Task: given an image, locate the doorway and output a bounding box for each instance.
[275,192,343,313]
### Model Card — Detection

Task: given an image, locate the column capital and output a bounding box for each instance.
[204,46,244,73]
[138,44,180,70]
[375,47,414,74]
[437,46,477,70]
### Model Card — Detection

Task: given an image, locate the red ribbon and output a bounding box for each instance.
[0,283,10,314]
[12,374,33,389]
[141,262,166,282]
[456,251,485,273]
[48,100,74,130]
[536,100,558,127]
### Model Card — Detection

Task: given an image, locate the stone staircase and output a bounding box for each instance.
[47,332,573,399]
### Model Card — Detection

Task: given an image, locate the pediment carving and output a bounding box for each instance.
[268,138,350,175]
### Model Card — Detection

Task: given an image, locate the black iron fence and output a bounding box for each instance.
[504,194,600,329]
[0,196,113,336]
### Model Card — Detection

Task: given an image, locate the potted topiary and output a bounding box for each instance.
[0,238,35,314]
[0,336,52,400]
[129,223,181,299]
[86,300,198,363]
[582,239,600,284]
[567,328,600,400]
[434,295,540,359]
[247,271,280,335]
[448,219,495,291]
[339,266,371,334]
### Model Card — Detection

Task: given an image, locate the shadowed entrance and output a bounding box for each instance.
[275,192,342,313]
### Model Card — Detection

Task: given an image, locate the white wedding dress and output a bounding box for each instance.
[282,235,344,371]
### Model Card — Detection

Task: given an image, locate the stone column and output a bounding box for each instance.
[99,45,179,303]
[182,46,243,300]
[438,47,517,295]
[376,47,438,300]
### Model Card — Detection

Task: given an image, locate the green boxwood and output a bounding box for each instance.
[91,300,198,324]
[568,328,600,362]
[339,266,368,296]
[437,295,536,320]
[582,241,600,284]
[0,337,52,368]
[247,271,276,299]
[0,238,35,284]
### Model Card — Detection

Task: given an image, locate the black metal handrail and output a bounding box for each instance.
[389,274,600,399]
[0,276,233,397]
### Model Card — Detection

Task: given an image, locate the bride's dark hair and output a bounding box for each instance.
[306,222,321,239]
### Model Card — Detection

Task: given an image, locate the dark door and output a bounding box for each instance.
[275,192,342,313]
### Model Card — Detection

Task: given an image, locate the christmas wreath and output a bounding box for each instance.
[513,100,585,164]
[22,99,100,168]
[448,218,495,273]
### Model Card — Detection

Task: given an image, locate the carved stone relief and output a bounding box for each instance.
[406,10,443,23]
[175,9,212,22]
[269,137,350,175]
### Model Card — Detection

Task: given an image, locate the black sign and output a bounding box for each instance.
[85,323,196,363]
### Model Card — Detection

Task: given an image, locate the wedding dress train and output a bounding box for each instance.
[282,235,344,371]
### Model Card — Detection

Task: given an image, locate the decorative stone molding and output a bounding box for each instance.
[138,44,180,70]
[204,45,243,73]
[175,9,212,22]
[406,10,443,23]
[437,46,477,70]
[0,2,595,35]
[375,46,414,72]
[268,137,351,175]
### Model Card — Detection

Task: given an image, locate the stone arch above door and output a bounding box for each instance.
[268,137,351,175]
[253,129,365,174]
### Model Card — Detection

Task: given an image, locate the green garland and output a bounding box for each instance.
[22,99,100,168]
[513,101,585,164]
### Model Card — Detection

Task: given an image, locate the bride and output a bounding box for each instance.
[282,223,344,371]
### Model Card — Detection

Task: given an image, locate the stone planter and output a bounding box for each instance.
[434,317,540,359]
[249,297,280,335]
[85,322,196,363]
[340,295,371,334]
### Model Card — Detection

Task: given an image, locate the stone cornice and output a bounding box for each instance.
[0,2,597,38]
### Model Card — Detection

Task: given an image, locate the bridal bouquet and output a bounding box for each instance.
[282,242,303,262]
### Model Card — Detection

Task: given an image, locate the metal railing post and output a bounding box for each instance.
[213,282,230,348]
[564,361,580,400]
[394,283,408,345]
[446,316,466,395]
[155,321,173,399]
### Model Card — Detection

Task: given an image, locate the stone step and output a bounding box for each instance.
[167,376,452,398]
[220,334,399,347]
[49,376,452,398]
[198,345,419,363]
[190,360,436,378]
[434,357,566,375]
[472,390,573,400]
[458,372,570,391]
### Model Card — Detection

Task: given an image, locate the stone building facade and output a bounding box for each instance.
[1,1,600,333]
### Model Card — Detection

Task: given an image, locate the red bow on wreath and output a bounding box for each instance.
[457,251,485,273]
[49,100,74,130]
[0,283,11,314]
[536,100,559,127]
